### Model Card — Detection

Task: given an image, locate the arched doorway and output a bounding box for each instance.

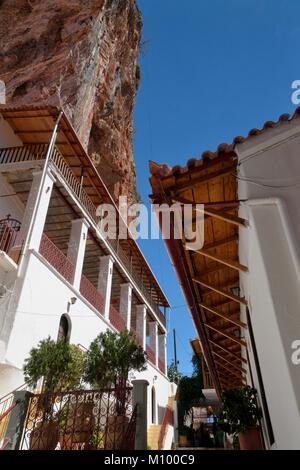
[57,314,71,342]
[151,386,157,424]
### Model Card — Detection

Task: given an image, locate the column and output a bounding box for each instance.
[136,304,147,350]
[132,380,149,450]
[158,333,167,374]
[97,254,114,320]
[67,219,89,290]
[119,283,132,330]
[149,321,158,367]
[4,390,33,450]
[18,169,55,252]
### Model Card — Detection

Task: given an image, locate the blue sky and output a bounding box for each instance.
[133,0,300,376]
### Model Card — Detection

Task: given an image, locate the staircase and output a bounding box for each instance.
[147,424,161,450]
[147,396,175,450]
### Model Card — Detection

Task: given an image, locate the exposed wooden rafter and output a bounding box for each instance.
[209,339,247,364]
[193,278,247,305]
[199,302,247,329]
[204,322,247,347]
[189,247,248,273]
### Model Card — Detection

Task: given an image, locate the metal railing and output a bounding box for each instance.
[79,274,104,316]
[146,345,156,366]
[0,216,21,254]
[20,387,134,450]
[109,305,126,332]
[0,143,166,327]
[39,233,74,284]
[158,358,166,374]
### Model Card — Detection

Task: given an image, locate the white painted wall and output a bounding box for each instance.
[0,249,170,418]
[237,118,300,449]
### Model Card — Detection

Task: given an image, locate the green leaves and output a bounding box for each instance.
[23,337,85,393]
[218,386,263,435]
[83,330,147,388]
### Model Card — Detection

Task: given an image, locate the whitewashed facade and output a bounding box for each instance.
[0,108,172,433]
[237,113,300,449]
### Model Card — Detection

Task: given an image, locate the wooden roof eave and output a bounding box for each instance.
[0,106,169,308]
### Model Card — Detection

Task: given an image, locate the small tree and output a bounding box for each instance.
[83,330,147,414]
[23,337,85,393]
[167,361,181,384]
[218,386,262,435]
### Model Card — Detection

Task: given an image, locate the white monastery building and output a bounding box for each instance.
[0,106,172,436]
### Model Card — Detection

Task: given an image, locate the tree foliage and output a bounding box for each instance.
[23,337,85,393]
[167,361,181,384]
[218,386,263,435]
[83,329,147,389]
[177,353,205,433]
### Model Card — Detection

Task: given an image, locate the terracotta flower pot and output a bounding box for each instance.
[238,427,263,450]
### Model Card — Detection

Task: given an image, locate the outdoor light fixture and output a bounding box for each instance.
[70,297,77,305]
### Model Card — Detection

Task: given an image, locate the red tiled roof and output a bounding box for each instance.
[149,107,300,178]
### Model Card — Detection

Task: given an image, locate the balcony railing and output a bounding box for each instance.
[0,144,166,327]
[39,234,74,284]
[0,216,21,254]
[130,328,143,347]
[109,304,126,332]
[79,274,104,316]
[146,344,156,366]
[158,358,166,374]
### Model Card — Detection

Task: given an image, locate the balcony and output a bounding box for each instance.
[0,143,167,328]
[146,344,156,366]
[39,234,74,284]
[0,216,21,256]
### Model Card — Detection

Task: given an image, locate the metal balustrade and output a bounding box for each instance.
[109,304,126,332]
[146,344,156,366]
[79,274,104,316]
[158,358,166,374]
[39,234,74,284]
[0,143,166,327]
[0,216,21,254]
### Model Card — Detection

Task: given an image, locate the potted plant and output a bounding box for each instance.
[218,386,263,450]
[23,337,85,450]
[83,330,147,449]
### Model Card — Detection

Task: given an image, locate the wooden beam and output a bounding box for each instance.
[193,278,247,305]
[199,302,247,329]
[214,360,245,380]
[197,207,248,228]
[212,351,247,374]
[209,339,247,364]
[190,247,248,273]
[204,322,247,347]
[170,165,236,193]
[202,234,238,251]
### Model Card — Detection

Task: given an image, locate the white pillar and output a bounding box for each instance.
[158,333,167,374]
[67,219,89,290]
[19,169,55,251]
[149,321,158,367]
[136,304,147,350]
[119,283,132,330]
[97,255,114,320]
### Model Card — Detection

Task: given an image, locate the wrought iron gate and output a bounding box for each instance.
[20,388,136,450]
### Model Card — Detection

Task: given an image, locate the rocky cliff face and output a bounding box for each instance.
[0,0,142,203]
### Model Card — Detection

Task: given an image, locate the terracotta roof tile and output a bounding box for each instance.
[149,107,300,177]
